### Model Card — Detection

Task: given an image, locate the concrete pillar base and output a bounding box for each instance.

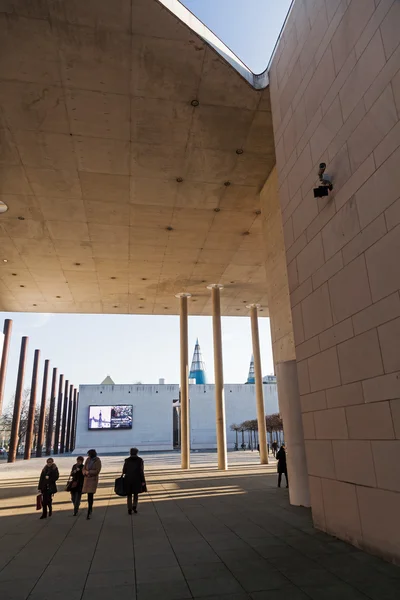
[276,360,310,508]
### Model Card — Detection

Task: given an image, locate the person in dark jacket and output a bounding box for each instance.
[271,440,278,457]
[122,448,146,514]
[38,457,59,519]
[276,444,288,488]
[69,456,84,516]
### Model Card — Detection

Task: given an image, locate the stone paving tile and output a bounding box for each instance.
[1,453,400,600]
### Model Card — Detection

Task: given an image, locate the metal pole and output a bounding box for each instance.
[60,379,69,453]
[71,388,77,451]
[24,349,40,460]
[45,366,57,456]
[0,319,13,416]
[53,374,64,455]
[66,384,73,452]
[248,304,269,465]
[7,337,28,463]
[208,284,227,470]
[176,293,191,469]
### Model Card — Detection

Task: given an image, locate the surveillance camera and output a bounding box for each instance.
[314,161,333,198]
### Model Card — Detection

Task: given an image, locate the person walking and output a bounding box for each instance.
[276,444,288,488]
[82,449,102,520]
[38,457,59,519]
[122,448,146,514]
[68,456,84,516]
[271,440,278,457]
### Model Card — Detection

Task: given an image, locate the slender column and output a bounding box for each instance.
[53,374,64,454]
[248,304,269,465]
[175,293,191,469]
[60,379,69,453]
[45,366,57,456]
[0,319,13,416]
[71,388,77,451]
[207,284,227,470]
[66,384,73,452]
[7,337,28,463]
[36,359,49,457]
[276,360,311,507]
[24,349,40,460]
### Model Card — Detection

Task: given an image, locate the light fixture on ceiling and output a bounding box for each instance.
[236,148,244,155]
[223,181,231,187]
[140,297,144,300]
[74,262,81,266]
[230,281,235,284]
[33,304,37,307]
[3,258,8,263]
[20,284,25,288]
[110,276,116,280]
[12,273,17,276]
[242,231,250,236]
[176,177,183,183]
[142,277,147,281]
[166,226,173,231]
[113,305,118,308]
[214,208,220,212]
[18,216,25,220]
[164,306,168,310]
[0,201,8,214]
[191,99,199,107]
[56,295,61,298]
[255,210,261,215]
[139,305,144,309]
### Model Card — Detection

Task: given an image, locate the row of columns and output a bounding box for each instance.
[0,319,79,463]
[177,285,268,471]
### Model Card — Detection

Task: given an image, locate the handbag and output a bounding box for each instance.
[65,478,78,492]
[36,493,42,510]
[114,476,127,497]
[142,482,147,493]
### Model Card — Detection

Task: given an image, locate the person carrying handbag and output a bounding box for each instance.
[67,456,84,516]
[122,448,146,514]
[37,458,59,519]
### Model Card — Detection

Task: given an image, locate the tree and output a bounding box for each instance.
[266,413,284,444]
[230,423,240,447]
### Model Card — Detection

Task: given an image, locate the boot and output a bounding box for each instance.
[48,506,52,517]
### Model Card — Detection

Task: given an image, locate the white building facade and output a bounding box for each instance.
[74,381,279,455]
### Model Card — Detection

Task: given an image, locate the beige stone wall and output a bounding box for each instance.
[269,0,400,561]
[260,168,296,365]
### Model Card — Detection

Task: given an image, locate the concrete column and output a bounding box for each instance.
[208,284,227,470]
[36,359,50,458]
[0,318,12,416]
[8,337,28,463]
[60,379,69,454]
[45,366,57,456]
[24,349,40,460]
[248,304,269,465]
[53,374,64,454]
[176,293,191,469]
[276,360,310,507]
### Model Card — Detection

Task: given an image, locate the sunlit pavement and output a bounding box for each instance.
[0,451,399,600]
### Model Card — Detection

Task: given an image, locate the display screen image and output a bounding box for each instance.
[88,405,133,430]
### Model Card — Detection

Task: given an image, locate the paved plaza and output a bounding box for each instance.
[0,452,399,600]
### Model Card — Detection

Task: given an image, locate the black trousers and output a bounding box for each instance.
[125,482,139,511]
[278,471,288,487]
[87,492,94,513]
[42,490,53,516]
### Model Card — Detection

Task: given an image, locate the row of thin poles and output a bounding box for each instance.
[0,319,79,463]
[177,285,269,471]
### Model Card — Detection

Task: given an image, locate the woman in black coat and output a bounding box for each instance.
[122,447,146,514]
[69,456,85,516]
[276,444,288,488]
[38,458,59,519]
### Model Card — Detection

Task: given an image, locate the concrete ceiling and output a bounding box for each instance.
[0,0,275,316]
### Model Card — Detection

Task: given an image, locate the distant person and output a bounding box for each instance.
[276,444,288,488]
[271,440,278,457]
[123,448,146,514]
[82,449,102,520]
[69,456,84,516]
[38,457,59,519]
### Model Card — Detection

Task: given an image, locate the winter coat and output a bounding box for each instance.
[123,456,146,494]
[70,463,84,493]
[82,456,102,494]
[276,448,287,474]
[38,464,59,495]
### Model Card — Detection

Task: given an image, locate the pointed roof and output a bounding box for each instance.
[101,375,115,385]
[246,355,255,384]
[189,338,207,384]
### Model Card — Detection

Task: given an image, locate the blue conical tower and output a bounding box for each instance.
[189,338,207,384]
[246,355,255,384]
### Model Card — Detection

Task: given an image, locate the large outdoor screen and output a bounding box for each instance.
[88,405,133,430]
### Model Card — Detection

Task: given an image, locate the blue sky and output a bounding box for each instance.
[0,1,293,409]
